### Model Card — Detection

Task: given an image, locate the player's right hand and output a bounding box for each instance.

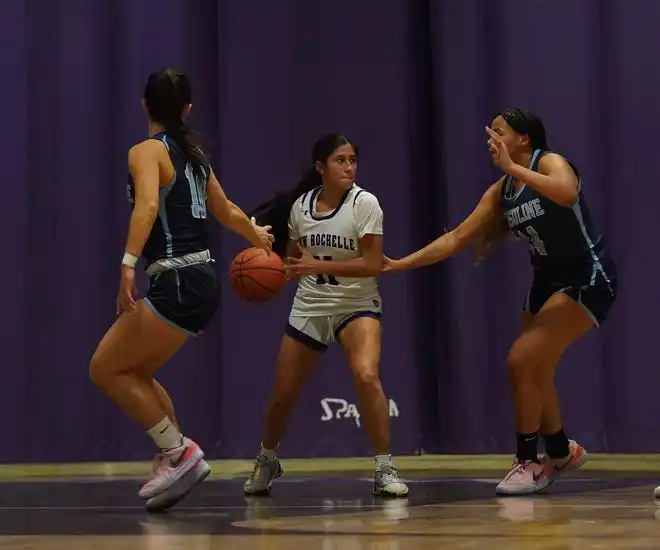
[116,265,138,315]
[250,216,274,256]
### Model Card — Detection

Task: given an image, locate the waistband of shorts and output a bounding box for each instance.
[146,250,213,276]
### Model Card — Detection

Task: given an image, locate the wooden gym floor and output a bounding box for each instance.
[1,454,660,549]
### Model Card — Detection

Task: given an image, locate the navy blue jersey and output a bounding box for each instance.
[126,131,211,265]
[501,149,609,279]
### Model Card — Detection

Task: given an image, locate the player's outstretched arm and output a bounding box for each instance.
[385,179,504,272]
[206,169,273,254]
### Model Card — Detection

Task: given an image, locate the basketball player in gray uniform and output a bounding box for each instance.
[89,68,273,512]
[245,133,408,498]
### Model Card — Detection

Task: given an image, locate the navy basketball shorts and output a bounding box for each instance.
[523,258,618,327]
[144,263,220,337]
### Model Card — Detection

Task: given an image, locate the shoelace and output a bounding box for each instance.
[502,460,531,481]
[377,465,401,485]
[248,458,270,482]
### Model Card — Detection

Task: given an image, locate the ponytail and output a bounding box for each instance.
[142,68,207,179]
[163,117,206,179]
[254,132,357,256]
[251,167,321,256]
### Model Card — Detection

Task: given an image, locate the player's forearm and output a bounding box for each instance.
[221,202,262,245]
[124,203,158,257]
[315,257,382,278]
[506,163,577,207]
[396,232,463,270]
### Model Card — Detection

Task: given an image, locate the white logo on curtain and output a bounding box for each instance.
[319,397,400,427]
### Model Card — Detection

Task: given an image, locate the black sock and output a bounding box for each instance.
[516,431,539,462]
[542,428,570,459]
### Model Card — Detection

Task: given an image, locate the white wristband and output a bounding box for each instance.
[122,252,138,268]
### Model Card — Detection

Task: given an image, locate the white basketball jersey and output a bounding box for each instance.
[288,184,383,317]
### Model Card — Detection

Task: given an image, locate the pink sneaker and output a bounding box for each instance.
[545,440,587,483]
[495,459,550,496]
[145,458,212,513]
[148,452,165,476]
[139,439,203,500]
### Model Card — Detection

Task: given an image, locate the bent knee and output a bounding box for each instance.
[88,350,128,387]
[89,353,108,387]
[506,342,538,384]
[352,365,381,388]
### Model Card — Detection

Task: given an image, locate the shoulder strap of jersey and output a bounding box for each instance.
[352,188,365,206]
[531,148,581,180]
[501,175,515,200]
[147,131,167,144]
[529,148,546,172]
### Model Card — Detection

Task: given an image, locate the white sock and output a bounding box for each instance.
[259,443,277,461]
[375,454,393,468]
[147,417,184,451]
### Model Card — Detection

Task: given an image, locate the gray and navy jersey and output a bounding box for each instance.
[126,131,211,265]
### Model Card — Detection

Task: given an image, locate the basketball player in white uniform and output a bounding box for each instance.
[287,184,383,341]
[245,133,409,498]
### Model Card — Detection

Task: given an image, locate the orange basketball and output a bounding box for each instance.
[229,247,286,303]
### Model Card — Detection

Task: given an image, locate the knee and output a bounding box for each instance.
[506,342,537,386]
[89,350,117,389]
[88,353,106,388]
[352,364,381,390]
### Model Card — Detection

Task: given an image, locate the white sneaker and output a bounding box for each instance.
[373,464,409,497]
[244,456,283,495]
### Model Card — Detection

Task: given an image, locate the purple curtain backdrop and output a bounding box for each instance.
[0,0,655,462]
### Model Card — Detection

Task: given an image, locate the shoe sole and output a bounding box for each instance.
[145,461,211,513]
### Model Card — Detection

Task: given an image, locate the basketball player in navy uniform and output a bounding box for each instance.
[89,68,273,511]
[385,108,617,496]
[244,133,408,498]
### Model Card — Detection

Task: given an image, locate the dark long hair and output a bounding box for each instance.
[251,133,357,256]
[473,107,549,262]
[143,68,206,178]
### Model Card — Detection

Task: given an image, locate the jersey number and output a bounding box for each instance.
[524,226,547,256]
[313,255,339,285]
[185,163,207,219]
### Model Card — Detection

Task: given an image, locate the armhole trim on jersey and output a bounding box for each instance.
[352,189,365,206]
[299,191,310,210]
[502,176,514,201]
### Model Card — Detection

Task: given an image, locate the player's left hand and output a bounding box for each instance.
[117,265,138,315]
[284,243,322,277]
[485,127,514,171]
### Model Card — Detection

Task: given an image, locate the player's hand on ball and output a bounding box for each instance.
[284,243,321,277]
[250,216,274,255]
